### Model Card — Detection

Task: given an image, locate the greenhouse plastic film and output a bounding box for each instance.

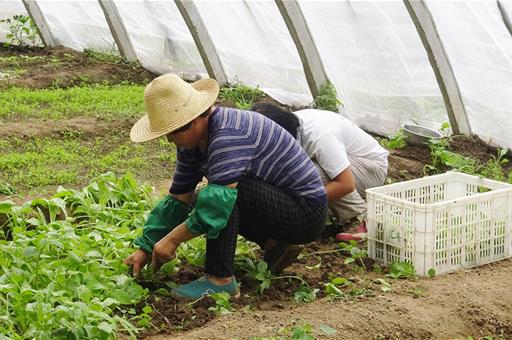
[36,1,116,52]
[299,0,449,136]
[112,0,206,76]
[1,0,511,148]
[194,1,312,107]
[426,1,512,148]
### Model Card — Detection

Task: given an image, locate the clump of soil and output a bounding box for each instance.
[0,44,155,89]
[386,135,512,182]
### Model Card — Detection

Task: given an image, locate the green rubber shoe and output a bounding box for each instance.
[171,275,240,300]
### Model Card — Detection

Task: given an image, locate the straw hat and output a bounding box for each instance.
[130,74,219,142]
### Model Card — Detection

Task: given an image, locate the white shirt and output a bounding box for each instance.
[295,109,388,179]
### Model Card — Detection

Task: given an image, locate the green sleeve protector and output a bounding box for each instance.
[185,184,238,239]
[133,195,191,254]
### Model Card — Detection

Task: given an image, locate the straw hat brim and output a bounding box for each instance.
[130,78,219,143]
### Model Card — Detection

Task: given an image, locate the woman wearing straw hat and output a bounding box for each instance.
[124,74,327,299]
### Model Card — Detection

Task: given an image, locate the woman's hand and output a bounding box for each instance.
[124,249,150,278]
[151,237,179,273]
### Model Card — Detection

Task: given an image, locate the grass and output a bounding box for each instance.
[313,81,342,112]
[0,133,177,196]
[380,128,407,150]
[0,55,56,66]
[0,84,145,120]
[218,83,265,110]
[84,48,124,64]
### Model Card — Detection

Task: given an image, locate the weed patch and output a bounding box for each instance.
[0,14,42,47]
[0,84,145,120]
[218,83,265,110]
[0,133,176,193]
[312,81,342,112]
[380,128,407,150]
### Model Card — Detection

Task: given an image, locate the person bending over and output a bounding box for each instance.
[124,74,327,299]
[252,103,388,241]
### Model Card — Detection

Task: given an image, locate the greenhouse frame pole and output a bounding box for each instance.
[404,0,471,135]
[21,0,57,47]
[275,0,329,98]
[174,0,228,86]
[98,0,138,61]
[497,0,512,37]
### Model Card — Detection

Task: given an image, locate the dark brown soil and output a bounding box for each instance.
[386,135,512,182]
[0,44,155,89]
[132,237,379,338]
[0,116,136,139]
[132,235,512,340]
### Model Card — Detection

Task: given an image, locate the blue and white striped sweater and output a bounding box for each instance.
[170,107,326,204]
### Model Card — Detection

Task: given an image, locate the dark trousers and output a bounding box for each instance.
[205,177,327,277]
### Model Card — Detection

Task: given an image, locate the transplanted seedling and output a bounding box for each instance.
[219,83,265,110]
[324,277,349,298]
[387,261,416,279]
[380,128,407,150]
[242,258,311,296]
[339,240,368,270]
[313,81,343,112]
[371,278,392,292]
[408,286,427,298]
[293,285,319,304]
[208,292,234,316]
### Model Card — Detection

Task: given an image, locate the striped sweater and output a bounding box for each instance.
[170,107,326,204]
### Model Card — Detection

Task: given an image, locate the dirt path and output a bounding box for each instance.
[0,117,136,139]
[148,258,512,340]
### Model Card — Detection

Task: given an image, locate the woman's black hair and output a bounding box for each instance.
[251,102,300,139]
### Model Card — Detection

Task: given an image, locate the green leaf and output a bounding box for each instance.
[319,324,337,336]
[154,288,169,296]
[97,321,113,334]
[291,325,315,340]
[160,259,178,274]
[427,268,436,278]
[260,278,271,293]
[293,285,318,304]
[325,283,343,297]
[110,289,133,304]
[344,257,355,265]
[48,239,64,249]
[66,252,82,266]
[257,260,268,273]
[255,272,265,280]
[388,261,416,279]
[331,277,348,286]
[0,200,15,213]
[77,285,92,302]
[23,246,39,258]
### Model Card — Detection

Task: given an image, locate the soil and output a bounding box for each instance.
[3,46,512,340]
[0,116,136,139]
[145,255,512,340]
[0,44,155,89]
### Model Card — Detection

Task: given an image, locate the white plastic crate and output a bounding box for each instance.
[366,172,512,276]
